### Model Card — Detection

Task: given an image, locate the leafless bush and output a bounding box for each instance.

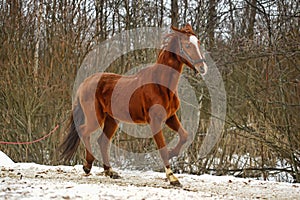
[0,0,299,182]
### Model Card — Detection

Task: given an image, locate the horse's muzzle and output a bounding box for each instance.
[195,62,207,76]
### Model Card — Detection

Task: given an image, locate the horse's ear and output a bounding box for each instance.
[184,24,192,30]
[182,24,195,35]
[171,24,195,35]
[171,25,187,37]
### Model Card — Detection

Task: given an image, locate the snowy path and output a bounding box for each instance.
[0,151,299,200]
[1,162,299,200]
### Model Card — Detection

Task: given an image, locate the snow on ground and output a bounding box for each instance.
[0,151,14,165]
[0,151,299,200]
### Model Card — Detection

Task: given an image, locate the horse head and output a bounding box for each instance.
[171,24,207,75]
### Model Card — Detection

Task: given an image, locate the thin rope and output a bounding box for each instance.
[0,124,60,145]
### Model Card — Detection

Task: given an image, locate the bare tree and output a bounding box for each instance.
[171,0,178,27]
[1,0,299,182]
[207,0,217,48]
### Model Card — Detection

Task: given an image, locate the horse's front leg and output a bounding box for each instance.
[152,130,182,187]
[165,114,188,159]
[150,109,181,186]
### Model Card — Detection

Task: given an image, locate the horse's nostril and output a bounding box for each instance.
[200,67,205,74]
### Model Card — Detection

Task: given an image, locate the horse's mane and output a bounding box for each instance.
[160,33,176,50]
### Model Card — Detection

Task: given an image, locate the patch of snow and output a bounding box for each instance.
[0,151,14,166]
[0,151,299,199]
[1,162,299,200]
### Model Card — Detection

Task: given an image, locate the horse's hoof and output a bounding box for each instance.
[83,166,91,174]
[170,180,182,187]
[104,169,121,179]
[110,173,121,179]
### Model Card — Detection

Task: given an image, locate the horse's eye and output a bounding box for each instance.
[185,43,191,48]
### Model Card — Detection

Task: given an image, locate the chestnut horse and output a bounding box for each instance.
[60,24,207,186]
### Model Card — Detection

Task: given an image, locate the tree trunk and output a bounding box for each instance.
[247,0,257,40]
[207,0,216,48]
[34,0,42,83]
[171,0,178,27]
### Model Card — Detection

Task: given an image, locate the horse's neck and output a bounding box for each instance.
[156,50,183,73]
[151,50,183,91]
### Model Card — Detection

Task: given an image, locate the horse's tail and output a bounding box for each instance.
[59,99,84,162]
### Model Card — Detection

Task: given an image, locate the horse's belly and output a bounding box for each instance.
[107,94,148,124]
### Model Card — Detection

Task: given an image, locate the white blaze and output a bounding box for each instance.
[189,35,203,60]
[189,35,207,75]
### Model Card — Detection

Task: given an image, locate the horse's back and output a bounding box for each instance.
[76,72,120,106]
[77,70,180,124]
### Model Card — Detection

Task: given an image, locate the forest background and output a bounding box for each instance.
[0,0,299,182]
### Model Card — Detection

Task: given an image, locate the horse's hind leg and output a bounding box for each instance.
[97,115,120,179]
[80,100,104,174]
[80,124,98,174]
[82,137,95,174]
